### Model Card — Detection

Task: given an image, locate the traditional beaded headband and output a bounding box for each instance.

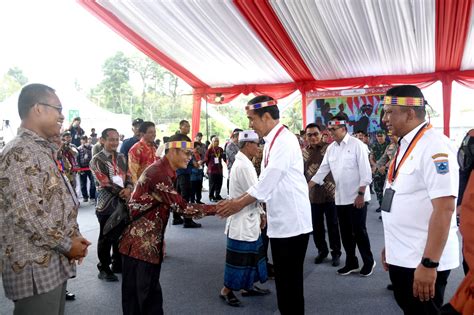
[328,120,346,126]
[383,96,424,107]
[165,141,193,149]
[245,100,278,111]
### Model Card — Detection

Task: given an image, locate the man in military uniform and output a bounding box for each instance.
[370,130,389,212]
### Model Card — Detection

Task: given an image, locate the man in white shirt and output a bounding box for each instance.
[310,116,375,277]
[219,130,270,307]
[217,95,312,315]
[380,85,459,314]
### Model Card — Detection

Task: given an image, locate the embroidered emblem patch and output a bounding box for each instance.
[434,160,449,174]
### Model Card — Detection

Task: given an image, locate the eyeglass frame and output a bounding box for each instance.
[37,102,63,114]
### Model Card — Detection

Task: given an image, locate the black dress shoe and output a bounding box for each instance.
[314,253,328,264]
[111,264,122,273]
[386,284,394,291]
[267,263,275,279]
[241,286,271,297]
[331,256,341,267]
[65,290,75,301]
[183,221,202,228]
[375,207,382,213]
[172,218,184,225]
[215,195,223,201]
[220,291,241,307]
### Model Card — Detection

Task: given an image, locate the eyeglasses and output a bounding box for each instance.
[327,127,341,132]
[306,132,320,137]
[37,102,63,114]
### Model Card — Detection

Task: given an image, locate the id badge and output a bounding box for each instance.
[380,188,396,212]
[112,175,124,188]
[214,157,219,164]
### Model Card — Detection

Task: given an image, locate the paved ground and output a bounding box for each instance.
[0,182,465,314]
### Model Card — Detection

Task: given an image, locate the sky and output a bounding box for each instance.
[0,0,139,91]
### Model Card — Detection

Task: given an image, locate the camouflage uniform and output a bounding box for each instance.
[370,141,388,205]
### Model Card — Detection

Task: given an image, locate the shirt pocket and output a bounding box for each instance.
[343,152,357,168]
[394,162,416,193]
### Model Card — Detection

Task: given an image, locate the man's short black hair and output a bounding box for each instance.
[132,118,144,127]
[194,141,201,148]
[196,132,203,137]
[305,123,321,132]
[18,83,56,120]
[139,121,155,134]
[80,135,88,141]
[73,117,81,122]
[179,120,190,127]
[385,85,426,120]
[165,133,192,154]
[101,128,118,139]
[247,95,279,119]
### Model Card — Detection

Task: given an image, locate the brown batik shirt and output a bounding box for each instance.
[0,128,80,301]
[302,142,336,204]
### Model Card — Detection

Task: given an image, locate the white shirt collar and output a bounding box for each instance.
[401,121,427,145]
[263,122,283,144]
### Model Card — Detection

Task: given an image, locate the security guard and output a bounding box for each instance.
[380,85,459,314]
[370,130,389,211]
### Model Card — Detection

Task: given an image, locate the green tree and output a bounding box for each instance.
[90,52,133,114]
[7,67,28,86]
[281,100,302,133]
[0,67,28,102]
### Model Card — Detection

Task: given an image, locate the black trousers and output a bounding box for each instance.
[388,264,451,315]
[79,170,96,199]
[209,173,223,199]
[97,214,121,270]
[190,180,202,203]
[336,203,374,266]
[311,202,341,258]
[122,255,163,315]
[270,233,309,315]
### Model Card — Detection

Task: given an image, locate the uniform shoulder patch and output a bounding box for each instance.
[432,153,448,160]
[434,159,449,174]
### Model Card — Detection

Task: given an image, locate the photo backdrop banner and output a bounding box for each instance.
[305,87,391,136]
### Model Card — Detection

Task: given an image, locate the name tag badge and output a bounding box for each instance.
[380,188,396,213]
[214,157,219,164]
[112,175,124,188]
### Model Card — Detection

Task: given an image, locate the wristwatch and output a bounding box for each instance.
[357,191,365,196]
[421,257,439,268]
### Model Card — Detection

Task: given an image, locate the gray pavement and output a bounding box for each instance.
[0,186,465,314]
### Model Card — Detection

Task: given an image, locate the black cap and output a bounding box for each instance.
[196,132,203,137]
[376,130,386,136]
[132,118,144,127]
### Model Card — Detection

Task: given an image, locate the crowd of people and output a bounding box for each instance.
[0,83,473,315]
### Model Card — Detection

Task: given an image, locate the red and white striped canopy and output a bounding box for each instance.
[79,0,474,136]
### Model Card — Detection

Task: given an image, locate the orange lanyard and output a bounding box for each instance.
[387,124,431,183]
[112,154,118,175]
[264,126,285,167]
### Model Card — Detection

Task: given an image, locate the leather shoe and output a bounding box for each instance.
[314,253,328,264]
[331,256,341,267]
[183,221,202,228]
[386,284,394,291]
[65,290,75,301]
[220,291,241,307]
[172,218,184,225]
[241,286,271,297]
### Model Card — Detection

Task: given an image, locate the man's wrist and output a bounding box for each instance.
[357,191,365,196]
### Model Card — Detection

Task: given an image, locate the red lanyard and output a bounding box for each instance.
[112,154,118,175]
[387,124,431,183]
[264,125,285,167]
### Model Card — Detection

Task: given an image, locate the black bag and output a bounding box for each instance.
[103,198,130,240]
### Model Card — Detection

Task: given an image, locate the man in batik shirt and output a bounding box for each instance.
[303,123,341,267]
[90,128,133,281]
[128,121,157,184]
[0,83,90,314]
[119,134,216,315]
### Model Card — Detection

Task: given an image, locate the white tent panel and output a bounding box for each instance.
[271,0,436,80]
[97,0,293,87]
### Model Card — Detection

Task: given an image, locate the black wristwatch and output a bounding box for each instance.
[357,191,365,196]
[421,257,439,268]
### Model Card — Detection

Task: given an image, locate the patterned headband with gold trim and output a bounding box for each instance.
[165,141,193,149]
[383,96,424,107]
[328,120,346,126]
[245,100,278,111]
